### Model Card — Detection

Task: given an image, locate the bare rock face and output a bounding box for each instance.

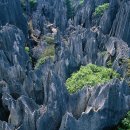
[0,25,28,67]
[74,0,95,28]
[94,0,109,6]
[99,0,119,34]
[32,0,67,33]
[0,25,29,97]
[59,80,130,130]
[110,0,130,46]
[0,0,130,130]
[0,0,27,35]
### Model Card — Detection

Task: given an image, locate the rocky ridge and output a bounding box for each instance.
[0,0,130,130]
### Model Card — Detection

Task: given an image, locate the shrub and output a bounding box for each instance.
[80,0,84,5]
[98,51,108,56]
[20,0,37,11]
[124,58,130,86]
[93,3,109,16]
[44,36,55,45]
[107,59,112,68]
[35,45,55,68]
[66,64,120,93]
[35,56,54,68]
[118,111,130,130]
[25,47,30,53]
[65,0,74,19]
[30,0,37,8]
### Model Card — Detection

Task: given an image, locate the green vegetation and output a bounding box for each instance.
[107,59,113,68]
[65,0,74,19]
[66,64,120,93]
[35,45,55,68]
[126,59,130,77]
[25,47,30,53]
[93,3,109,16]
[98,51,108,56]
[21,0,37,11]
[124,58,130,86]
[30,0,37,8]
[35,35,55,68]
[80,0,84,5]
[44,36,55,45]
[118,111,130,130]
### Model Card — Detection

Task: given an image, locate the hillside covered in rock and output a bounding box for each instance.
[0,0,130,130]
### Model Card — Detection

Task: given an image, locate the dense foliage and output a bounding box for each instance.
[66,64,120,93]
[65,0,74,19]
[118,111,130,130]
[93,3,109,16]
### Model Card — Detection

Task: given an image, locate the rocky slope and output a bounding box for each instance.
[0,0,130,130]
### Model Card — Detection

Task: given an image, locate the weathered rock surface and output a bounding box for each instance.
[0,25,30,98]
[99,0,118,34]
[60,80,130,130]
[110,0,130,46]
[0,0,130,130]
[32,0,67,33]
[74,0,95,28]
[0,0,27,35]
[2,23,130,130]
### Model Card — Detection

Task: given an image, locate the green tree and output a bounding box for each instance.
[118,111,130,130]
[66,64,120,93]
[65,0,73,19]
[93,3,109,16]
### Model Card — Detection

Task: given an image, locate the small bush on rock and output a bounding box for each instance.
[66,0,74,19]
[35,45,55,68]
[30,0,37,8]
[44,36,55,45]
[93,3,109,16]
[66,64,120,93]
[80,0,84,4]
[21,0,37,11]
[25,47,30,53]
[118,111,130,130]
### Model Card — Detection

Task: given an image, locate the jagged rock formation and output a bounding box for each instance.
[0,0,130,130]
[32,0,67,34]
[0,0,27,35]
[110,0,130,46]
[74,0,95,28]
[94,0,109,6]
[60,80,130,130]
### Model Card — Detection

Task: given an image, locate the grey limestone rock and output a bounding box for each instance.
[59,80,130,130]
[0,0,130,130]
[0,0,27,35]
